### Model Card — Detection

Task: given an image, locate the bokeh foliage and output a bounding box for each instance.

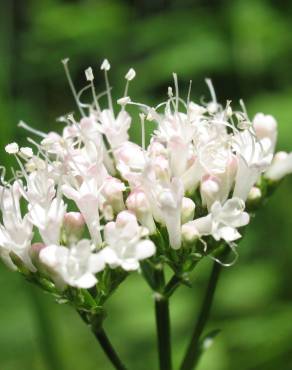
[0,0,292,369]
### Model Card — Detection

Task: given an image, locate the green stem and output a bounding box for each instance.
[164,274,182,297]
[78,311,127,370]
[92,327,127,370]
[180,260,223,370]
[154,268,172,370]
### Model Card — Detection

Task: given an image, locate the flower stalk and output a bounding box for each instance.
[154,267,172,370]
[180,259,224,370]
[92,327,127,370]
[78,310,127,370]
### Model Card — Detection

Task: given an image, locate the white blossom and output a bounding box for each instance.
[40,239,105,289]
[182,198,250,243]
[101,211,155,271]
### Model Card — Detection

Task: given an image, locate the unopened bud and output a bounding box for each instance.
[247,186,261,201]
[102,177,126,213]
[265,151,292,181]
[63,212,85,243]
[181,197,196,224]
[200,176,220,210]
[126,189,156,234]
[182,223,199,244]
[30,243,46,266]
[116,210,136,228]
[253,113,277,141]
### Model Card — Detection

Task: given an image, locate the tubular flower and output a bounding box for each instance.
[0,59,291,294]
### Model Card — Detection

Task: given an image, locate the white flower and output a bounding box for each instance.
[182,198,250,243]
[101,211,155,271]
[28,198,66,245]
[233,130,273,201]
[99,110,131,149]
[0,183,34,271]
[62,179,102,246]
[126,188,156,234]
[39,239,105,289]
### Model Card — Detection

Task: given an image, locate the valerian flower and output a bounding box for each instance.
[39,239,105,290]
[0,59,291,293]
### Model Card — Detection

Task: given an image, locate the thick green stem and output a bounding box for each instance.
[154,268,172,370]
[155,296,172,370]
[180,260,223,370]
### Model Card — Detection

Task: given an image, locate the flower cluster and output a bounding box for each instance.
[1,59,292,294]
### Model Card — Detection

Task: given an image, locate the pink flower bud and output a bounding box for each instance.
[102,177,126,213]
[116,210,137,228]
[126,189,156,234]
[30,243,46,259]
[63,212,85,243]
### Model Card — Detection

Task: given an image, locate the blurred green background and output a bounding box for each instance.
[0,0,292,369]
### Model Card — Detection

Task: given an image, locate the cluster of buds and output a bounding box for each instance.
[0,59,291,305]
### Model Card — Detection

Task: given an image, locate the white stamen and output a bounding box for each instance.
[5,143,19,154]
[100,59,110,71]
[62,58,85,117]
[18,121,47,138]
[117,96,131,106]
[85,67,94,81]
[139,113,146,150]
[125,68,136,81]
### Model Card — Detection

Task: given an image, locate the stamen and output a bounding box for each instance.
[139,113,146,150]
[172,73,179,112]
[187,80,193,107]
[85,67,101,113]
[62,58,85,117]
[205,78,217,104]
[18,121,47,138]
[100,59,113,112]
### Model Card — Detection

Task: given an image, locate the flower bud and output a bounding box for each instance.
[200,176,220,210]
[182,223,199,244]
[116,210,137,228]
[265,151,292,181]
[247,186,261,201]
[63,212,85,243]
[253,113,277,141]
[30,243,46,267]
[181,197,196,224]
[246,186,262,210]
[126,189,156,234]
[102,177,126,213]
